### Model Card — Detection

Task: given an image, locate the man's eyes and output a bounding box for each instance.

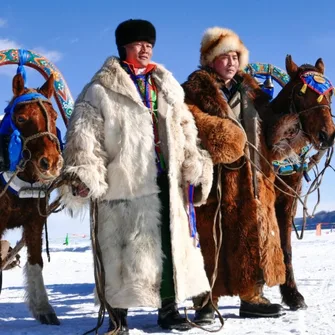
[134,43,152,49]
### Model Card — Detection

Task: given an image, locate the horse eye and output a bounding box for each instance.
[17,116,27,123]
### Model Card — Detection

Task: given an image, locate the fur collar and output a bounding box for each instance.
[91,56,185,107]
[182,67,270,118]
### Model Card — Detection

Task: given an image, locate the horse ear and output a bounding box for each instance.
[39,73,55,99]
[12,73,25,97]
[315,58,325,74]
[285,54,299,78]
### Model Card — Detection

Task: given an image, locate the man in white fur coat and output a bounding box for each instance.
[61,19,213,334]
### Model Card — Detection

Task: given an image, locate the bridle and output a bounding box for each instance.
[15,98,61,160]
[288,71,333,118]
[5,92,61,172]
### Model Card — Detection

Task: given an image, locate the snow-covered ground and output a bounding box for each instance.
[1,226,334,335]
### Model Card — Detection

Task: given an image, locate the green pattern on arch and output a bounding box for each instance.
[244,63,290,88]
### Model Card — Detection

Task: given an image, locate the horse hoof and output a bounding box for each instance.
[38,313,60,325]
[281,286,307,311]
[289,300,308,311]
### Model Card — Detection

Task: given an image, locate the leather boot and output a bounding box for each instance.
[108,308,129,335]
[239,300,283,318]
[193,295,217,325]
[239,284,283,318]
[157,298,192,331]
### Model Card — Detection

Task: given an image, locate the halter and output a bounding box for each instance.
[273,71,333,177]
[0,93,61,172]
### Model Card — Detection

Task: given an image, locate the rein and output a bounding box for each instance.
[291,146,334,239]
[221,71,334,238]
[182,164,225,333]
[82,200,120,335]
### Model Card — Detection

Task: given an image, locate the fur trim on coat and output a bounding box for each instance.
[61,57,213,307]
[200,27,249,69]
[182,68,285,298]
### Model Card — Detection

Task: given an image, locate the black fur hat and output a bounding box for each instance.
[115,19,156,48]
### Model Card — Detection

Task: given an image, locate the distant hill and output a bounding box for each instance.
[294,210,335,230]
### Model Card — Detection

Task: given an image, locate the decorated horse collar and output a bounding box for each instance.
[299,71,334,103]
[0,171,46,198]
[272,145,311,181]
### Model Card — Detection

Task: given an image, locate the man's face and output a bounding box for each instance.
[124,41,153,67]
[211,51,239,82]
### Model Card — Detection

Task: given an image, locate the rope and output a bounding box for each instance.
[223,110,332,239]
[82,199,120,335]
[44,220,50,262]
[0,98,61,200]
[225,113,312,211]
[0,158,29,198]
[291,146,333,239]
[183,164,225,332]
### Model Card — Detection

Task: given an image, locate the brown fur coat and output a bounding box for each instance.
[182,68,285,298]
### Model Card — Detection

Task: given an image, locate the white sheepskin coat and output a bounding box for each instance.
[61,56,213,308]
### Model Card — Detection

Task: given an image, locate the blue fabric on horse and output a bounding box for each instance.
[0,92,49,171]
[300,71,333,95]
[16,49,30,87]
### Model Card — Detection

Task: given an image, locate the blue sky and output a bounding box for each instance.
[1,0,335,240]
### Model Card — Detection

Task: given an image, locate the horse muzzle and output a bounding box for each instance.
[35,155,63,182]
[318,130,335,149]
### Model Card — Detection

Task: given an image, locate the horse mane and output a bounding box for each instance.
[300,63,318,71]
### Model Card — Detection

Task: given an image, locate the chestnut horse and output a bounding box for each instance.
[0,73,63,325]
[261,56,335,310]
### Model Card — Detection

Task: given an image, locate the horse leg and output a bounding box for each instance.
[23,219,60,325]
[276,176,307,310]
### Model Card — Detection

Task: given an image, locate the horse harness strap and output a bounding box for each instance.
[1,94,62,173]
[18,98,62,155]
[0,96,61,199]
[276,72,333,177]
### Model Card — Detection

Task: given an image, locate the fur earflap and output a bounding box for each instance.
[200,27,249,70]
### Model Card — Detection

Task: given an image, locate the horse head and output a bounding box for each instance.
[267,55,335,161]
[9,73,63,182]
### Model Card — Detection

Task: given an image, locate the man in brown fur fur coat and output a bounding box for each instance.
[182,27,286,323]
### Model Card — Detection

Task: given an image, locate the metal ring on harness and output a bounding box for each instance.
[21,148,31,161]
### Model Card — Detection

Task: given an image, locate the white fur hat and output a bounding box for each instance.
[200,27,249,70]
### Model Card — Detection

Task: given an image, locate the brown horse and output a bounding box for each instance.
[262,56,335,310]
[0,73,63,325]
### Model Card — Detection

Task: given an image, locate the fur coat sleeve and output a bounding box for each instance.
[182,69,247,165]
[179,102,213,206]
[60,83,109,210]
